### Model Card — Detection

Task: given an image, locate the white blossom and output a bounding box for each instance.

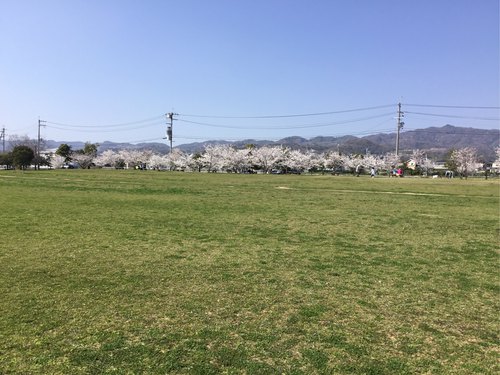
[252,146,285,173]
[50,154,66,169]
[71,153,94,169]
[94,150,120,167]
[450,147,478,178]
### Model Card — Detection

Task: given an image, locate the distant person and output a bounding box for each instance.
[355,165,361,177]
[370,167,376,178]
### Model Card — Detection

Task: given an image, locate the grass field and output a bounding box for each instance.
[0,170,498,374]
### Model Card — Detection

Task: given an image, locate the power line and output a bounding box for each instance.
[125,137,166,143]
[177,112,395,130]
[176,135,282,141]
[403,129,498,136]
[403,103,500,110]
[45,115,165,128]
[178,104,395,119]
[39,103,499,130]
[405,111,499,121]
[45,122,163,133]
[30,102,500,147]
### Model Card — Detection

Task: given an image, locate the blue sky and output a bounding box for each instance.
[1,0,498,146]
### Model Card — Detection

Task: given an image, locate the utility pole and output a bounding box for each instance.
[165,112,177,154]
[395,102,404,155]
[0,127,5,153]
[37,118,46,170]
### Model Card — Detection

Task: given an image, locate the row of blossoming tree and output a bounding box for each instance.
[48,144,489,177]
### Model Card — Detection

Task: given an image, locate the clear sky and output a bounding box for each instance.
[1,0,499,146]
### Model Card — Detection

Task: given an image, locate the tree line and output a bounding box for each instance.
[2,139,497,178]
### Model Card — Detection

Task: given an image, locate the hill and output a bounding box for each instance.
[358,125,499,160]
[177,125,499,161]
[34,125,499,162]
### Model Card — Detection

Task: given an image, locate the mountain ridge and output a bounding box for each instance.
[41,125,499,161]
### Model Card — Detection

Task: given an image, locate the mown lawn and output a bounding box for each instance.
[0,170,498,374]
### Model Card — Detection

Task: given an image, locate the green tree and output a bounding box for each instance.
[56,143,72,162]
[82,142,98,157]
[444,148,458,172]
[0,152,13,169]
[11,145,35,170]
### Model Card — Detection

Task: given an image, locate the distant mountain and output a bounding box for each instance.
[44,140,170,154]
[37,125,499,161]
[44,140,86,150]
[369,125,499,161]
[177,125,499,161]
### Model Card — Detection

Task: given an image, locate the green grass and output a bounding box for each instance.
[0,170,498,374]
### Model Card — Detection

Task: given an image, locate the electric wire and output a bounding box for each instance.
[45,115,165,128]
[178,104,395,119]
[403,103,500,110]
[33,102,500,146]
[176,135,282,141]
[126,137,166,143]
[177,112,394,130]
[403,128,498,136]
[45,122,163,133]
[45,126,155,133]
[405,111,499,121]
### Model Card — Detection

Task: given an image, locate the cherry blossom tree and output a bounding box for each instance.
[215,145,236,172]
[65,144,488,179]
[147,154,169,170]
[185,152,204,172]
[164,149,188,171]
[419,157,435,176]
[252,146,285,173]
[227,148,252,173]
[71,153,93,169]
[94,150,120,168]
[283,149,305,173]
[50,154,66,169]
[406,149,433,175]
[410,149,426,166]
[450,147,478,179]
[295,150,321,173]
[379,153,400,175]
[71,142,99,168]
[118,150,150,169]
[362,154,380,171]
[494,147,500,168]
[323,151,343,173]
[201,144,222,172]
[342,154,364,175]
[273,147,291,173]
